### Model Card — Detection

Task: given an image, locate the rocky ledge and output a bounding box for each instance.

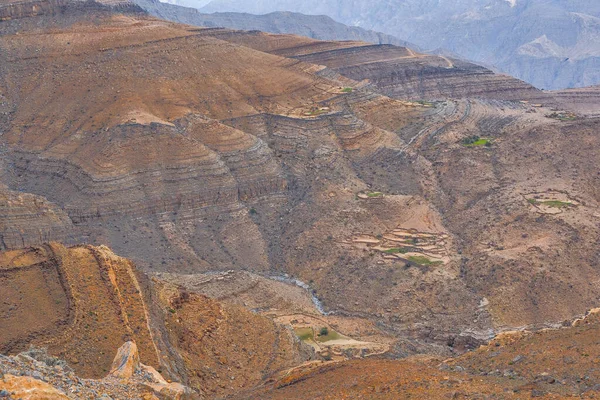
[0,342,193,399]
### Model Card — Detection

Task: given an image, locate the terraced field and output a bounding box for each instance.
[351,227,450,267]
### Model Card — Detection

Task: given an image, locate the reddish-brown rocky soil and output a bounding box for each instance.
[0,243,313,398]
[0,244,159,378]
[155,281,313,398]
[243,310,600,399]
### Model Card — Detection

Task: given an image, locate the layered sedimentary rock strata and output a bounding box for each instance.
[552,85,600,116]
[2,0,600,360]
[0,0,68,20]
[0,189,76,249]
[201,29,549,102]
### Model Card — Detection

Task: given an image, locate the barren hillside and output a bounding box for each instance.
[244,309,600,398]
[0,243,311,398]
[1,1,600,398]
[1,0,599,351]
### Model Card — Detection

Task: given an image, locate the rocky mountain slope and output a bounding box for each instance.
[1,342,192,399]
[551,85,600,117]
[199,0,600,90]
[215,30,546,101]
[1,0,598,354]
[133,0,418,49]
[0,243,312,398]
[243,309,600,398]
[2,1,600,398]
[6,243,600,399]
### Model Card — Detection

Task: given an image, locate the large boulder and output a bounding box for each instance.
[109,341,140,379]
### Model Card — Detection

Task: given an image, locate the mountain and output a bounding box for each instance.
[160,0,209,8]
[133,0,419,49]
[2,0,600,398]
[199,0,600,90]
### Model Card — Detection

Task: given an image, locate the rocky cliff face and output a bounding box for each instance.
[0,0,68,21]
[0,189,77,249]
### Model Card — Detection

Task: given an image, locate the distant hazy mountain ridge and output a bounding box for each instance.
[136,0,418,49]
[198,0,600,90]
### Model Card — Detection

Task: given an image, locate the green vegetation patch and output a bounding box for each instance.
[316,328,342,343]
[383,247,409,254]
[294,327,314,342]
[306,107,329,116]
[528,199,573,209]
[462,135,492,147]
[547,112,577,121]
[366,191,383,198]
[542,200,572,208]
[341,87,354,93]
[408,255,443,266]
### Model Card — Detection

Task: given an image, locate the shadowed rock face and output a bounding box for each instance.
[2,0,600,362]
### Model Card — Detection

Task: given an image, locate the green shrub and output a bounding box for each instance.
[462,136,492,147]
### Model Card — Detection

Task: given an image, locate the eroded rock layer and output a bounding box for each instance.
[201,30,550,102]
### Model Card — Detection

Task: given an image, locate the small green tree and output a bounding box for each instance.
[320,327,329,336]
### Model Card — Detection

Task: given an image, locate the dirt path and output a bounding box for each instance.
[439,55,454,68]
